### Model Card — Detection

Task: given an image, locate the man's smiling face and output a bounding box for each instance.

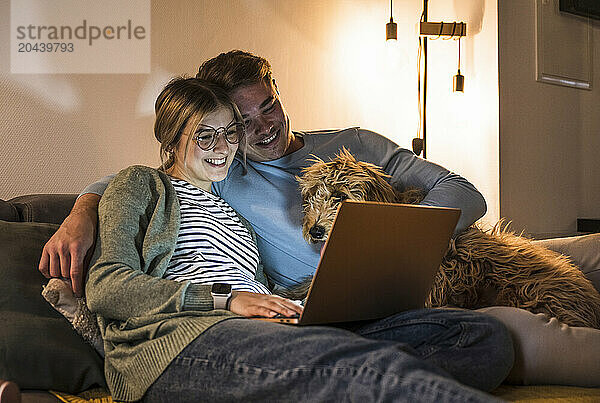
[229,80,292,162]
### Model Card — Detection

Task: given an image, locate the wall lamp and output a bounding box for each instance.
[386,0,466,158]
[386,0,397,41]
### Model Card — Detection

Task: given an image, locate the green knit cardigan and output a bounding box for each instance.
[86,165,269,401]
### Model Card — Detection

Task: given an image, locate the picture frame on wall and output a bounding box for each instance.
[535,0,593,90]
[559,0,600,21]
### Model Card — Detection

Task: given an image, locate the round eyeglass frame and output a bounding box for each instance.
[192,121,244,151]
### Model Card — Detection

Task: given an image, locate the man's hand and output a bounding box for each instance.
[38,194,101,297]
[228,291,304,318]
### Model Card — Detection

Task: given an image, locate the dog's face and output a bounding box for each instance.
[297,149,397,243]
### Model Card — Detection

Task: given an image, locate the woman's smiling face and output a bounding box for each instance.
[169,106,239,191]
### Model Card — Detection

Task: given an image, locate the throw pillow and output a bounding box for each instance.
[534,233,600,292]
[0,220,106,393]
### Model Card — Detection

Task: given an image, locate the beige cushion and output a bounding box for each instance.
[534,233,600,291]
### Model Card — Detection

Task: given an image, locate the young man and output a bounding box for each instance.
[39,51,512,400]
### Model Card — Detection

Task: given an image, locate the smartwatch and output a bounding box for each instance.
[211,283,232,310]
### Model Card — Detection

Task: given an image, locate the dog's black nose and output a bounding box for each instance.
[309,225,326,240]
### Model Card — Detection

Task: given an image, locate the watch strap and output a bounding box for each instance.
[213,294,230,310]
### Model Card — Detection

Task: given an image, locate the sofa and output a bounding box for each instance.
[1,193,599,402]
[0,194,105,403]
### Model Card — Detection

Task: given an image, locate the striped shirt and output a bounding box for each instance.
[164,177,271,294]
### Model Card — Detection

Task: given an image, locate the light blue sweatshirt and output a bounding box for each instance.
[83,127,486,288]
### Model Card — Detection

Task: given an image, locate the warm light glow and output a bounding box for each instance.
[331,5,416,148]
[409,2,499,227]
[328,2,498,226]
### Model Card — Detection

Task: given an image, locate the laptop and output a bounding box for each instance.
[255,201,460,325]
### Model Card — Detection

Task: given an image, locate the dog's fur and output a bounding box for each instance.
[294,148,600,329]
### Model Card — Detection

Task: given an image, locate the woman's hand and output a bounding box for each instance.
[228,291,303,318]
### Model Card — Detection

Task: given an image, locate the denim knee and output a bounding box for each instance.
[459,311,515,391]
[396,308,514,391]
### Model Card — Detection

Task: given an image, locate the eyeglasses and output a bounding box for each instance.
[192,121,243,151]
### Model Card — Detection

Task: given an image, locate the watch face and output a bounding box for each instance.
[211,283,232,294]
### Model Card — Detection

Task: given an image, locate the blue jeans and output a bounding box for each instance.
[143,308,513,402]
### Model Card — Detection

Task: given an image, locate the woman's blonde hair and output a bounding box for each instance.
[154,76,245,171]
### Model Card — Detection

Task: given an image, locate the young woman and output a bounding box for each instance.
[86,77,302,401]
[86,77,512,403]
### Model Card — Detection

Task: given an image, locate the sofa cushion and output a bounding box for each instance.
[8,194,77,224]
[0,199,19,222]
[0,220,105,393]
[534,233,600,292]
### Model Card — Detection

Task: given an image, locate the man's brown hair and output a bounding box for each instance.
[196,50,274,92]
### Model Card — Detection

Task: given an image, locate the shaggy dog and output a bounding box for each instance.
[295,148,600,329]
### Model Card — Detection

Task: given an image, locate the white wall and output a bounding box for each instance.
[498,0,600,238]
[425,0,499,228]
[1,0,500,227]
